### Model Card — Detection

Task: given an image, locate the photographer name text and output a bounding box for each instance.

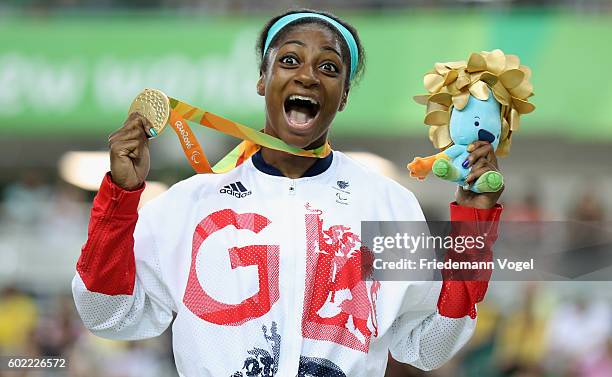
[373,258,534,272]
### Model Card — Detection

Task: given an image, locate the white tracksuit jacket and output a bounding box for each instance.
[72,150,501,377]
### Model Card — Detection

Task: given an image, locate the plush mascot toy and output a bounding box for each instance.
[408,49,535,193]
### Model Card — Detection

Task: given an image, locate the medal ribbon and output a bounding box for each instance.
[166,97,331,174]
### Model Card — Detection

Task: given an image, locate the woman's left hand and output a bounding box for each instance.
[456,141,503,209]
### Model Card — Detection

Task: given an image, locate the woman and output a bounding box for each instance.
[72,9,503,377]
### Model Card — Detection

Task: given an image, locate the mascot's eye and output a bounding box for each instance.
[474,121,480,127]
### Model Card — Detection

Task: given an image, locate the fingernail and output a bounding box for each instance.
[467,144,474,152]
[149,128,158,137]
[462,159,469,168]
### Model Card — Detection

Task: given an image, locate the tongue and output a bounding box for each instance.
[287,108,313,125]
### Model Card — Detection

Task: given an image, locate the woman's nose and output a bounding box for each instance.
[294,65,319,88]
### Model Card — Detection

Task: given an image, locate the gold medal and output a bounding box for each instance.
[126,87,332,174]
[128,88,170,137]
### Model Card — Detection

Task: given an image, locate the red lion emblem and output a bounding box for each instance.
[302,204,380,352]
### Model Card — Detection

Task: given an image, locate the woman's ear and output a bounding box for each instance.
[257,72,265,96]
[338,90,349,112]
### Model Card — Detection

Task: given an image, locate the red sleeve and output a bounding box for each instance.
[437,202,503,319]
[76,173,145,296]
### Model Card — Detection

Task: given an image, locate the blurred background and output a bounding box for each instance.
[1,0,612,376]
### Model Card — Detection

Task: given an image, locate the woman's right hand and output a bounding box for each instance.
[108,113,151,191]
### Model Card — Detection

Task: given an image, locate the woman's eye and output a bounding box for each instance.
[321,63,338,73]
[280,56,298,65]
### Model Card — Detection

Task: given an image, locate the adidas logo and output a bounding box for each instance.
[220,181,252,198]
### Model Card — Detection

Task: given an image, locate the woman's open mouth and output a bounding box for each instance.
[283,94,320,130]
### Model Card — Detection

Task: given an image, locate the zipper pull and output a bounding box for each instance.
[288,180,296,196]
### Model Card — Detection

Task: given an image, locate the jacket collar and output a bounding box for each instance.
[251,149,334,178]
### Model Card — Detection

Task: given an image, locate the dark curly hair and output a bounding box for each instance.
[256,8,366,88]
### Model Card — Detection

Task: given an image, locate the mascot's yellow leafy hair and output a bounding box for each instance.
[408,49,535,193]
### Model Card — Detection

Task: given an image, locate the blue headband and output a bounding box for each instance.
[263,12,359,81]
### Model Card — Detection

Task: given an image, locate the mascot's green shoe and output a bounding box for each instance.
[473,171,503,193]
[432,158,461,181]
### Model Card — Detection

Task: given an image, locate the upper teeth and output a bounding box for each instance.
[289,95,318,105]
